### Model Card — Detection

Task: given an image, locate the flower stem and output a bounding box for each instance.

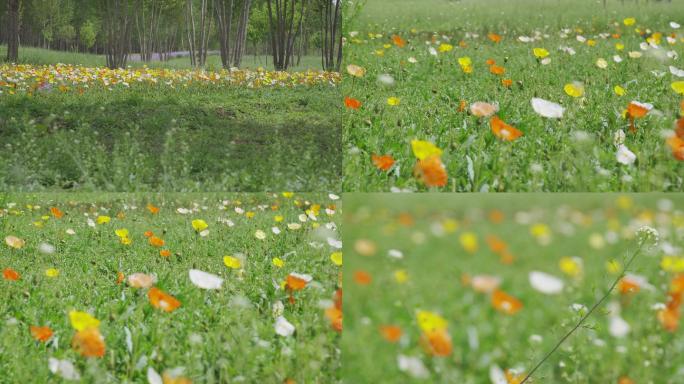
[520,244,643,384]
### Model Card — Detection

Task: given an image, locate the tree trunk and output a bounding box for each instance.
[6,0,21,63]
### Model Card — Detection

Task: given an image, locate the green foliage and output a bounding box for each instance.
[79,19,98,49]
[0,86,341,192]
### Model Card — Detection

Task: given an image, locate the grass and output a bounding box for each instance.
[0,82,341,192]
[343,193,684,383]
[0,45,325,72]
[343,0,684,192]
[0,192,341,383]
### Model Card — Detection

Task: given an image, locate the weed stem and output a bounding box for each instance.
[520,243,643,384]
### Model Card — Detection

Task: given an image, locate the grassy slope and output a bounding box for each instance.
[344,0,684,192]
[0,45,324,72]
[343,193,684,383]
[0,192,341,383]
[0,85,341,192]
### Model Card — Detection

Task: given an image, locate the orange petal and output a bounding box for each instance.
[30,325,53,342]
[72,327,106,358]
[414,156,448,187]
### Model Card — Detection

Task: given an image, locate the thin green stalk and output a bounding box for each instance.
[520,243,644,384]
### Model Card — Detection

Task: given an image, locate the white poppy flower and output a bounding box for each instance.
[189,269,223,289]
[529,271,564,294]
[531,98,565,118]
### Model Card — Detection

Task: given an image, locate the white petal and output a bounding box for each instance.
[189,269,223,289]
[531,98,565,118]
[529,271,564,294]
[609,315,630,338]
[275,316,295,337]
[671,21,681,29]
[616,145,636,165]
[670,66,684,78]
[147,367,163,384]
[489,365,508,384]
[397,355,430,379]
[48,358,80,381]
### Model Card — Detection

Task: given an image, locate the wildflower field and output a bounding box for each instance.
[344,193,684,383]
[0,59,341,192]
[343,0,684,192]
[0,192,342,383]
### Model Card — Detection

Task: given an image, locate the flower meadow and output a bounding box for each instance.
[0,64,340,95]
[0,193,341,383]
[344,193,684,383]
[343,0,684,192]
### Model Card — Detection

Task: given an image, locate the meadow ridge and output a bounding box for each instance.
[343,0,684,192]
[344,193,684,383]
[0,192,342,383]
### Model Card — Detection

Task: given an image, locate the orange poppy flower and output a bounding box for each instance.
[420,329,453,356]
[3,268,20,281]
[492,289,523,315]
[501,79,513,87]
[618,377,635,384]
[144,231,154,238]
[487,33,502,43]
[116,271,125,285]
[353,270,372,285]
[50,207,64,219]
[149,236,165,247]
[459,40,468,48]
[486,58,496,66]
[414,156,448,187]
[627,102,649,133]
[324,288,342,332]
[619,277,640,294]
[490,116,523,141]
[458,100,467,112]
[148,287,181,312]
[675,117,684,137]
[371,154,395,171]
[505,370,524,384]
[379,325,403,342]
[30,325,54,342]
[392,34,407,48]
[72,327,106,358]
[286,274,308,291]
[159,249,171,257]
[627,102,649,118]
[489,65,505,75]
[657,306,680,332]
[666,135,684,161]
[486,235,508,253]
[325,305,343,332]
[488,209,504,223]
[146,203,160,214]
[162,374,193,384]
[345,96,362,110]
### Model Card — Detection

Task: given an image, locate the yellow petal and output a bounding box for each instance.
[272,257,285,268]
[45,268,60,277]
[223,256,241,269]
[411,140,443,160]
[69,311,100,331]
[672,81,684,95]
[191,219,208,232]
[330,252,343,266]
[416,310,448,332]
